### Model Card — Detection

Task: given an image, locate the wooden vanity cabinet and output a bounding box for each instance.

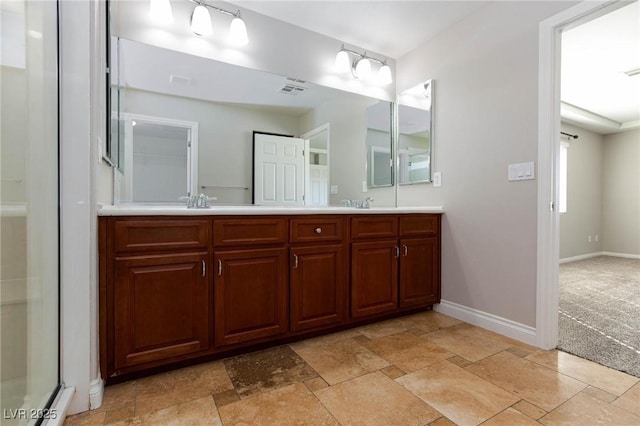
[100,212,441,381]
[350,214,441,318]
[398,215,441,308]
[101,217,212,377]
[113,252,210,369]
[213,218,289,347]
[350,216,399,318]
[289,216,347,332]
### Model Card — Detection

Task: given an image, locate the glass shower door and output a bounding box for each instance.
[1,0,60,423]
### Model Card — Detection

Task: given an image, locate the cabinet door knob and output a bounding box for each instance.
[201,260,206,277]
[293,254,299,269]
[403,245,408,256]
[314,227,322,234]
[394,246,400,258]
[217,259,222,276]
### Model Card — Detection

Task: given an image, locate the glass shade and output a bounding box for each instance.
[149,0,174,24]
[335,49,350,73]
[378,64,392,85]
[354,57,372,80]
[191,5,213,36]
[229,16,249,46]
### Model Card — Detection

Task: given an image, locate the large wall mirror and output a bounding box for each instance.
[110,38,395,206]
[397,80,433,184]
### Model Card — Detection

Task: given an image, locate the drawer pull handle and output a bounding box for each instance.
[394,246,400,258]
[293,254,299,269]
[403,245,408,256]
[202,260,206,277]
[218,259,222,276]
[315,227,322,234]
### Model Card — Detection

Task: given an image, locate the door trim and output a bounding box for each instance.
[536,0,620,349]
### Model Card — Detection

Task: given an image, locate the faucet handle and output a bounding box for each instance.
[180,195,195,208]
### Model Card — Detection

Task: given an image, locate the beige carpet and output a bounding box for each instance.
[558,256,640,377]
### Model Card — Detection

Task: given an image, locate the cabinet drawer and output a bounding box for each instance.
[350,216,398,240]
[114,219,209,253]
[214,218,287,247]
[290,216,344,244]
[399,215,440,237]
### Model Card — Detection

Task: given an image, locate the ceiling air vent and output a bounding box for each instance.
[169,74,193,85]
[279,77,307,95]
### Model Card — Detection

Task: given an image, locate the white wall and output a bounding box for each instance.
[558,125,639,259]
[602,129,640,256]
[396,1,577,328]
[559,123,603,259]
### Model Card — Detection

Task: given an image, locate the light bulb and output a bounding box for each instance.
[190,5,212,36]
[149,0,173,24]
[335,48,350,73]
[354,57,372,80]
[377,64,392,85]
[228,15,249,46]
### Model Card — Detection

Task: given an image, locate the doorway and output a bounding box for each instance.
[117,114,198,204]
[301,124,330,206]
[537,0,639,370]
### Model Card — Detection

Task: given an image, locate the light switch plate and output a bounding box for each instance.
[508,162,535,181]
[330,185,338,195]
[362,181,368,193]
[433,172,442,187]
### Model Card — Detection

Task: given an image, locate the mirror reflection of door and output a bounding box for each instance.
[253,132,305,205]
[119,115,198,203]
[302,124,330,206]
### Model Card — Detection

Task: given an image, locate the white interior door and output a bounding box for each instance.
[254,133,305,205]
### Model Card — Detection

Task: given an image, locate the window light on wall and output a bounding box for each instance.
[559,141,568,214]
[148,0,249,46]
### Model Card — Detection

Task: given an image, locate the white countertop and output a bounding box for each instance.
[98,204,444,216]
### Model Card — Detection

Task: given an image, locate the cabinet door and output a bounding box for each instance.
[214,248,288,346]
[114,252,210,370]
[351,240,398,318]
[290,244,346,332]
[399,237,439,308]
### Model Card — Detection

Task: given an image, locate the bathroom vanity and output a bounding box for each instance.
[98,206,442,382]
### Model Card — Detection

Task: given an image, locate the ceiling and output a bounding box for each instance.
[561,1,639,134]
[234,1,489,59]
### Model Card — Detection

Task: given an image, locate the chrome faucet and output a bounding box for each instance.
[340,197,374,209]
[180,193,217,208]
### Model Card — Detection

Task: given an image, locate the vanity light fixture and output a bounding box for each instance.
[149,0,248,45]
[189,0,248,45]
[335,44,392,85]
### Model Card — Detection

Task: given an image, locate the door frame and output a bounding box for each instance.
[115,113,198,203]
[536,0,624,349]
[301,123,330,206]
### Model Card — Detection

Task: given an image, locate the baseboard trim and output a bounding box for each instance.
[89,376,104,410]
[47,386,75,426]
[602,251,640,260]
[560,251,640,263]
[559,252,603,264]
[434,300,537,346]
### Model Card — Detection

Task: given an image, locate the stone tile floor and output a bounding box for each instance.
[65,311,640,425]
